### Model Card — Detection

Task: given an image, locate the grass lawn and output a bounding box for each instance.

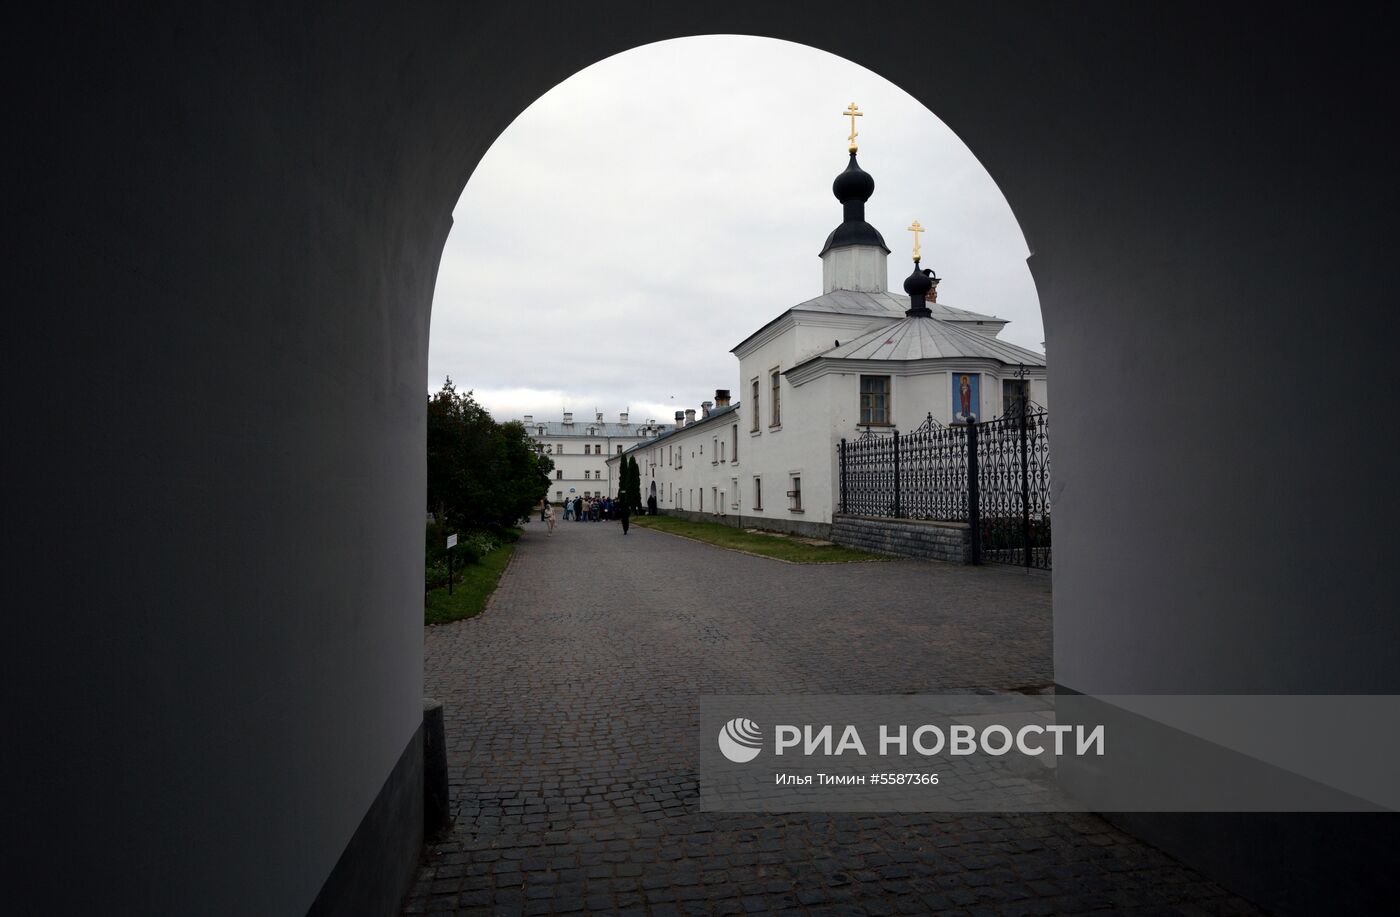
[424,540,517,625]
[632,514,881,564]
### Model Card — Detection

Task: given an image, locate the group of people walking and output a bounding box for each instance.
[563,495,623,522]
[538,495,633,535]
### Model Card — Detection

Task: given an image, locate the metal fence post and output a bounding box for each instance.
[839,438,847,515]
[1019,394,1031,568]
[967,421,980,565]
[892,429,902,518]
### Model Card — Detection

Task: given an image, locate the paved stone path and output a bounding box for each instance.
[405,521,1257,915]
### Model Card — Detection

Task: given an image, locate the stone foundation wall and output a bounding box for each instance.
[829,514,972,564]
[660,510,832,541]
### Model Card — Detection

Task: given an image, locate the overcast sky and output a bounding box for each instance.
[429,35,1041,425]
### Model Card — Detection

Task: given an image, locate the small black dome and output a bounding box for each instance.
[903,265,933,298]
[832,153,874,204]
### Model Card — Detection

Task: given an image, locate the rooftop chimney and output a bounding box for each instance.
[596,411,604,423]
[714,389,731,407]
[675,410,685,427]
[685,408,696,426]
[701,401,714,418]
[619,412,629,424]
[563,411,573,424]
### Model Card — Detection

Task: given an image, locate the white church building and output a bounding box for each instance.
[611,123,1048,537]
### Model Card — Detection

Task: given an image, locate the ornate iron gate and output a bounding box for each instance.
[973,404,1051,569]
[838,403,1051,569]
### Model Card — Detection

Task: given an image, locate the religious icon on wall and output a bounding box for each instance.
[953,373,980,423]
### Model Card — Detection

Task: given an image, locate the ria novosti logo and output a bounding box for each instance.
[716,716,1105,763]
[717,717,763,763]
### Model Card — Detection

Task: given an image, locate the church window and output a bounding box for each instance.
[1002,378,1030,417]
[770,370,781,426]
[750,379,760,431]
[860,375,891,425]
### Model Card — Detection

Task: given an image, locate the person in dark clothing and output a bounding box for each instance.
[619,499,630,534]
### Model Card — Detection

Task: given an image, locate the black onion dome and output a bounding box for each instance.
[904,265,935,317]
[819,152,890,256]
[832,152,875,203]
[903,265,933,298]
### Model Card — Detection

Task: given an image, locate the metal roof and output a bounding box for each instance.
[789,289,1005,324]
[524,421,673,438]
[616,402,741,454]
[812,315,1047,365]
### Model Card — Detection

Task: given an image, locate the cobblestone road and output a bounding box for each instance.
[405,520,1257,915]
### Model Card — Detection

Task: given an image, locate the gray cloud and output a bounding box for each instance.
[430,36,1042,421]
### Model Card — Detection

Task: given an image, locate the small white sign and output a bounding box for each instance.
[446,534,458,549]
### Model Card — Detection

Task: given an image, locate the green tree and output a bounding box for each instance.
[427,377,552,535]
[625,455,643,513]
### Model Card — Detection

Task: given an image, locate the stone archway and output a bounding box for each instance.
[12,4,1396,914]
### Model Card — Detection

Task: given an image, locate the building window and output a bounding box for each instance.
[750,379,760,431]
[712,487,718,514]
[556,470,563,480]
[616,444,623,455]
[1002,378,1030,417]
[732,424,738,462]
[556,490,562,500]
[770,369,781,426]
[584,470,591,480]
[699,489,703,512]
[860,375,891,425]
[754,477,763,510]
[788,475,802,512]
[713,437,718,464]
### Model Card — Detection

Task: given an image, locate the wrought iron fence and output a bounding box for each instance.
[839,404,1051,569]
[974,406,1051,569]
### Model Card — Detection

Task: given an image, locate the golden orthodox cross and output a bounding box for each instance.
[844,102,862,152]
[907,220,924,262]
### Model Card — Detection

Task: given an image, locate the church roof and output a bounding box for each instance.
[808,314,1047,365]
[790,289,1004,324]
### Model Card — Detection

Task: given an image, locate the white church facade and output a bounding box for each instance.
[610,119,1048,536]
